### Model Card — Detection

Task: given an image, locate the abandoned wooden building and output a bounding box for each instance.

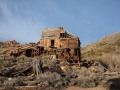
[37,27,81,65]
[10,27,81,65]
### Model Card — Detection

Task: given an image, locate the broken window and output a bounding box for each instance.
[60,33,65,38]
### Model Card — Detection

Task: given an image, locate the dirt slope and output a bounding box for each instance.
[81,32,120,60]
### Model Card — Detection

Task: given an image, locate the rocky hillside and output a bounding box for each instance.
[81,32,120,71]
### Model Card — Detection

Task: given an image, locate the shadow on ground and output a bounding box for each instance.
[106,78,120,90]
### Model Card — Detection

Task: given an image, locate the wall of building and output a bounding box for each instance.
[60,37,80,48]
[42,28,65,39]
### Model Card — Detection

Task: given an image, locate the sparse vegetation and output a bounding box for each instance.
[4,78,26,87]
[115,39,120,46]
[0,32,120,90]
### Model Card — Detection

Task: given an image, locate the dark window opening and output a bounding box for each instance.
[60,33,65,38]
[66,48,70,55]
[41,47,44,52]
[39,49,41,55]
[74,49,77,55]
[39,47,44,55]
[51,40,54,46]
[67,48,70,53]
[26,49,32,57]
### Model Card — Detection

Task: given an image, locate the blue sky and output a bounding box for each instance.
[0,0,120,46]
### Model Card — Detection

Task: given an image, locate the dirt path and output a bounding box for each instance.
[64,86,106,90]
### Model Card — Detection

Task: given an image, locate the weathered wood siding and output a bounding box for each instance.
[60,38,80,48]
[68,38,80,48]
[55,38,60,47]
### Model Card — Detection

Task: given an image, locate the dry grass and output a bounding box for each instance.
[100,53,120,71]
[4,78,26,87]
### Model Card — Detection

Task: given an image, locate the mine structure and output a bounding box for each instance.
[10,27,81,65]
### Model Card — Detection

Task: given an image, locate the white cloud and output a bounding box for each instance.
[0,1,46,43]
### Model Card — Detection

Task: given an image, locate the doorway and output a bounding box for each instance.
[26,49,32,57]
[51,40,54,47]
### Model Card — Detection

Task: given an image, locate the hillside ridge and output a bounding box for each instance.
[82,32,120,54]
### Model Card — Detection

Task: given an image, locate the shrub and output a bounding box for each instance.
[101,53,120,71]
[0,81,3,87]
[115,39,120,46]
[4,78,26,87]
[36,72,61,90]
[76,74,103,88]
[27,81,37,86]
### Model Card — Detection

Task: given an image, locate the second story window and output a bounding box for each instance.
[60,33,65,38]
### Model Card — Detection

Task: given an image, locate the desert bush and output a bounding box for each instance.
[95,50,102,56]
[14,56,33,71]
[84,50,95,57]
[101,53,120,71]
[0,82,2,87]
[0,59,16,76]
[36,71,76,89]
[3,68,15,76]
[0,77,5,87]
[76,73,103,88]
[0,59,5,75]
[4,86,16,90]
[41,56,60,67]
[4,78,26,87]
[27,81,37,86]
[16,55,31,63]
[70,67,105,88]
[36,72,60,83]
[95,44,116,55]
[0,56,33,77]
[87,53,120,72]
[98,42,107,47]
[0,42,4,48]
[77,78,97,88]
[115,39,120,46]
[3,58,15,67]
[16,61,31,70]
[36,72,61,90]
[49,73,71,89]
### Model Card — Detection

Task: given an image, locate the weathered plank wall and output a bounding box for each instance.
[60,38,79,48]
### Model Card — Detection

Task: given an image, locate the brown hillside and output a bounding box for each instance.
[0,32,120,90]
[81,32,120,71]
[82,32,120,53]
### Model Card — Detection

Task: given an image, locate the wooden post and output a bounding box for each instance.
[33,58,43,76]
